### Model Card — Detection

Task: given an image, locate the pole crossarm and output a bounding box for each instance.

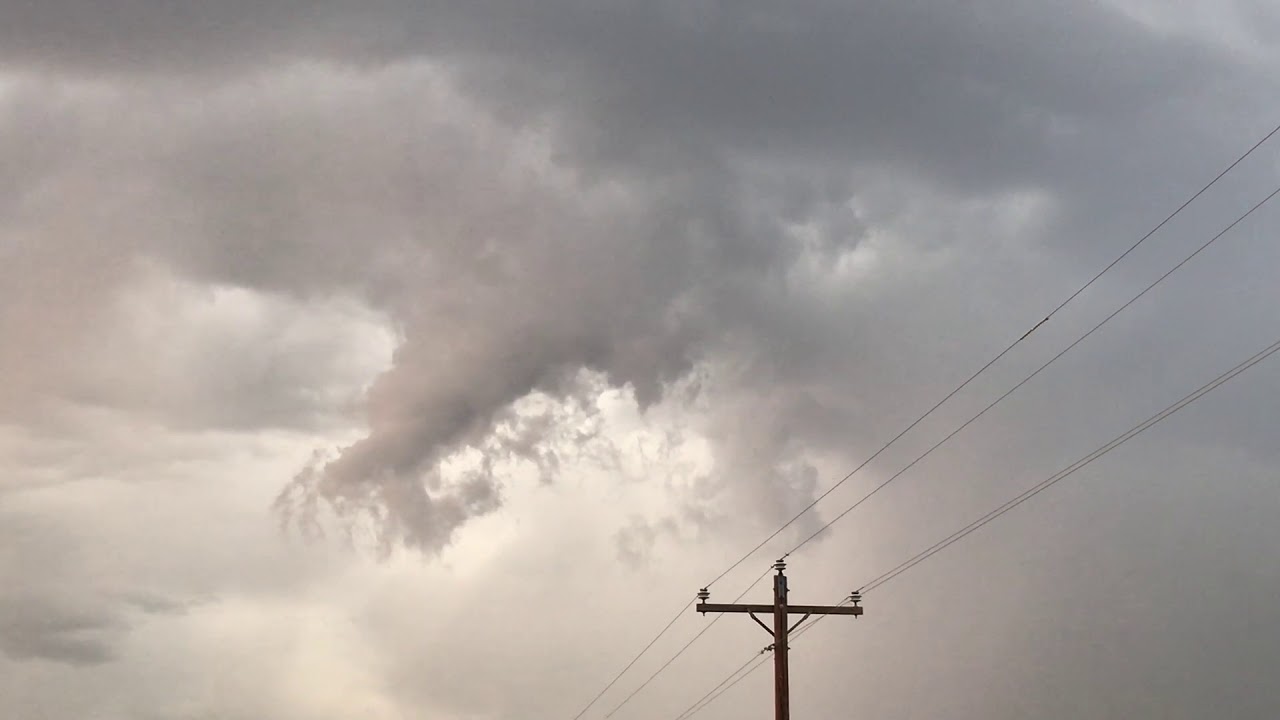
[696,603,863,616]
[694,561,865,720]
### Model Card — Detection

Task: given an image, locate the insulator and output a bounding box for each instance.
[697,588,710,602]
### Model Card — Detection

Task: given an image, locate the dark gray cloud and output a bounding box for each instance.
[0,59,876,549]
[4,2,1268,222]
[0,590,189,667]
[0,595,121,666]
[2,0,1276,562]
[0,511,188,668]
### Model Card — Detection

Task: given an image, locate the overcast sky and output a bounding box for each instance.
[3,1,1280,719]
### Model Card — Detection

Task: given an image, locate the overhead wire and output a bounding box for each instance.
[783,181,1280,559]
[615,174,1280,718]
[700,121,1280,591]
[670,653,762,720]
[602,564,774,718]
[568,597,695,720]
[568,120,1280,720]
[676,331,1280,718]
[858,332,1280,595]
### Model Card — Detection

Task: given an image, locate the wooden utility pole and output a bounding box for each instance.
[696,560,863,720]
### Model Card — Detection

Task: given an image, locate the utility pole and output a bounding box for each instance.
[696,560,863,720]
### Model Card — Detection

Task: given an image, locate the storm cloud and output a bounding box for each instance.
[3,1,1279,719]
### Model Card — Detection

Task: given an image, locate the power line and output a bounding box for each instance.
[566,121,1280,720]
[672,653,763,720]
[569,597,695,720]
[612,173,1280,719]
[858,332,1280,595]
[699,121,1280,591]
[602,565,774,718]
[677,331,1280,718]
[783,181,1280,559]
[1047,123,1280,316]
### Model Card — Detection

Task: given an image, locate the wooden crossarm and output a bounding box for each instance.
[696,603,863,616]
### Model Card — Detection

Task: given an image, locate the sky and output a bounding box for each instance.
[2,1,1279,718]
